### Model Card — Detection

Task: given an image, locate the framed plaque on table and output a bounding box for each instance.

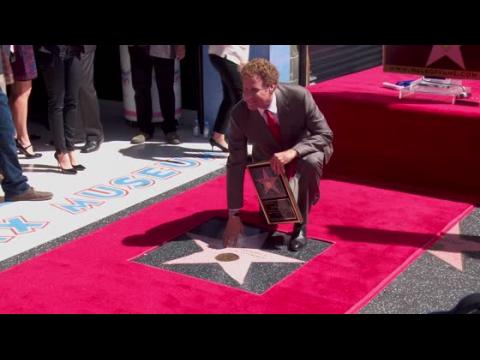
[247,161,303,225]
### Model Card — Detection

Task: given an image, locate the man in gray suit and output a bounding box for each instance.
[223,58,333,251]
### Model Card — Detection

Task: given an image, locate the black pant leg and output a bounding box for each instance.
[294,152,325,225]
[129,47,154,136]
[63,57,82,151]
[79,50,103,142]
[152,57,176,134]
[209,54,243,134]
[43,58,67,152]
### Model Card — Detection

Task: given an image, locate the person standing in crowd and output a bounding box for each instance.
[208,45,249,152]
[128,45,185,145]
[35,45,86,174]
[0,45,52,201]
[222,58,333,251]
[8,45,42,158]
[77,45,104,153]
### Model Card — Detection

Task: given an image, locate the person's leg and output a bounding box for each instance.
[43,57,68,153]
[43,58,75,173]
[64,56,83,169]
[129,47,154,139]
[63,57,82,151]
[0,90,52,200]
[9,80,34,149]
[78,50,103,144]
[295,151,325,225]
[212,76,232,148]
[0,74,6,94]
[0,91,52,200]
[152,57,177,136]
[209,55,243,148]
[0,91,29,198]
[287,151,325,251]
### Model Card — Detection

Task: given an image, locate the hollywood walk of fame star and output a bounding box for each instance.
[163,232,303,284]
[256,168,281,195]
[426,45,466,69]
[428,223,480,271]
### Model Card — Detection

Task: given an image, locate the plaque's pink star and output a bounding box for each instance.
[257,168,280,195]
[426,45,466,69]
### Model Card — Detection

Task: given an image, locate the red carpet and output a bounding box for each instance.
[0,175,472,313]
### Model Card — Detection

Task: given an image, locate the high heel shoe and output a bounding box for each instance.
[67,151,86,171]
[16,139,42,159]
[72,164,86,171]
[54,151,77,174]
[209,138,229,153]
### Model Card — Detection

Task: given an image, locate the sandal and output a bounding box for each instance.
[15,139,42,159]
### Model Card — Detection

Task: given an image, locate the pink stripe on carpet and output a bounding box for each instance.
[0,176,473,313]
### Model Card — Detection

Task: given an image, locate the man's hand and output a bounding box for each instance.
[222,215,245,248]
[270,149,298,175]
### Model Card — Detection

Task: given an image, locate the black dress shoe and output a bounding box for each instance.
[81,140,101,153]
[288,223,308,252]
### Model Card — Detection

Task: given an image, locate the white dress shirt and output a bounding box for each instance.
[149,45,175,59]
[208,45,250,66]
[258,93,279,126]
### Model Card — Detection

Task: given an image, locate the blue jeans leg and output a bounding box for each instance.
[0,91,29,199]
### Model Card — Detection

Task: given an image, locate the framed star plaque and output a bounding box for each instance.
[247,161,303,225]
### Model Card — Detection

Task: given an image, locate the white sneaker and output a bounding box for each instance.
[193,125,200,136]
[203,127,210,138]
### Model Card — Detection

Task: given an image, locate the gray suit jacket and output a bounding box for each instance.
[226,84,334,209]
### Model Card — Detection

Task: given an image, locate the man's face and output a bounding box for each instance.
[242,75,276,111]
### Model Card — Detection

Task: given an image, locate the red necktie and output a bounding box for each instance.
[265,110,297,179]
[264,110,281,144]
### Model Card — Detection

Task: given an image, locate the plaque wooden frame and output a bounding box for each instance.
[247,161,303,225]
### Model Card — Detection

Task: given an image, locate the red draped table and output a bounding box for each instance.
[308,66,480,199]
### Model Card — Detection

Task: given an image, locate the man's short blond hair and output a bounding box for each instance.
[241,58,279,87]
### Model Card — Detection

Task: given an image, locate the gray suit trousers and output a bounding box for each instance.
[289,151,324,225]
[77,50,103,142]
